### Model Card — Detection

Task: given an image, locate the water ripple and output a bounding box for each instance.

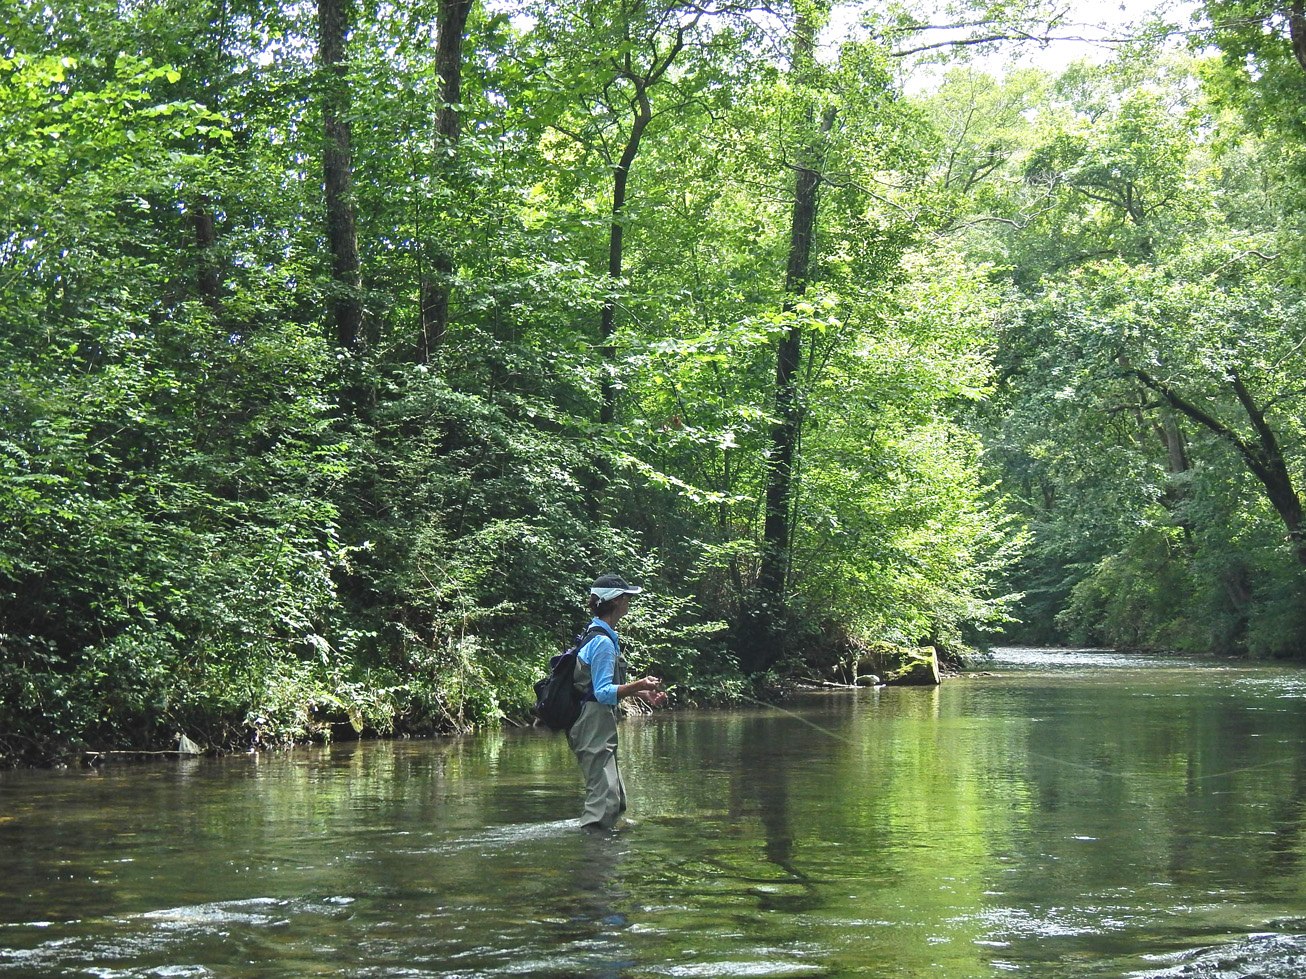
[1131,931,1306,978]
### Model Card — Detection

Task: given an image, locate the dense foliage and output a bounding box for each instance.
[2,0,1304,764]
[945,20,1306,655]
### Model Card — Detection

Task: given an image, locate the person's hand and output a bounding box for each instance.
[631,676,667,708]
[636,688,669,708]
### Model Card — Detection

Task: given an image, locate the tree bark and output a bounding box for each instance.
[419,0,473,364]
[318,0,363,352]
[191,194,222,312]
[184,3,229,316]
[1291,0,1306,75]
[594,17,688,424]
[1158,413,1190,476]
[1155,411,1195,536]
[1229,371,1306,561]
[598,102,651,424]
[745,8,834,674]
[1132,367,1306,566]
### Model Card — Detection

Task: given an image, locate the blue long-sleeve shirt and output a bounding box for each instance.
[577,618,623,706]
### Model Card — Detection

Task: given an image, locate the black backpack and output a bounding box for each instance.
[532,625,604,732]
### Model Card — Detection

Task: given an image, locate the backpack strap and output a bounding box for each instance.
[577,623,607,648]
[573,624,609,703]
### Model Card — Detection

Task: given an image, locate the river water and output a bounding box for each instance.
[1,648,1304,978]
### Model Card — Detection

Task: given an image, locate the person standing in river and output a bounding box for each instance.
[569,573,667,831]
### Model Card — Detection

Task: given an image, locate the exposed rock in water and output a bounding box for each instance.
[806,637,941,687]
[881,645,940,686]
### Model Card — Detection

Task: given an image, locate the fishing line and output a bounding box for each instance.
[1189,756,1297,781]
[734,691,854,746]
[728,690,1297,783]
[1027,751,1133,780]
[1028,751,1294,783]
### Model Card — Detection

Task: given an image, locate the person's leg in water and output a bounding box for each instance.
[569,701,626,830]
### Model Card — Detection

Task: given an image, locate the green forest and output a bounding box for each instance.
[3,0,1305,766]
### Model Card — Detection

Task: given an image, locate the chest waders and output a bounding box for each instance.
[568,641,628,830]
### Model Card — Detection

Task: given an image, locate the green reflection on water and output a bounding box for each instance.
[1,652,1305,977]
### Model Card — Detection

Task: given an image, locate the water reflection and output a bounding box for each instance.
[727,714,820,913]
[2,651,1305,977]
[563,835,633,978]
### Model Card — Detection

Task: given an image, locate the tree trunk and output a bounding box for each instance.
[318,0,363,352]
[1132,367,1306,566]
[191,194,222,312]
[419,260,452,361]
[419,0,473,364]
[744,9,834,674]
[1291,0,1306,75]
[590,14,690,424]
[1158,413,1189,476]
[1155,411,1195,537]
[1229,372,1306,563]
[599,103,651,425]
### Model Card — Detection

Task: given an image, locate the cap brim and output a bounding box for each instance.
[590,585,643,600]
